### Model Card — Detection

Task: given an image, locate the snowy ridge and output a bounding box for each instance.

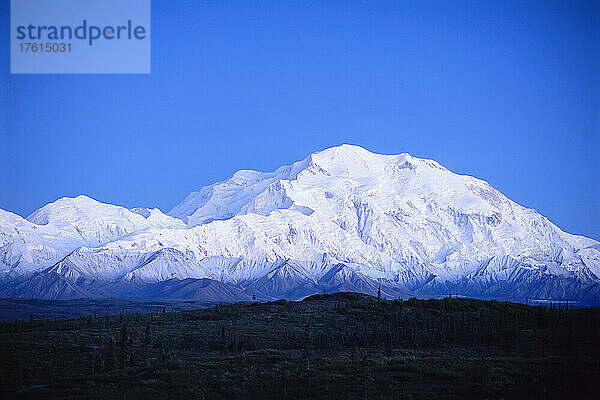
[1,145,598,303]
[0,196,185,279]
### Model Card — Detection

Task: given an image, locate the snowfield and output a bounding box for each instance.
[1,144,598,302]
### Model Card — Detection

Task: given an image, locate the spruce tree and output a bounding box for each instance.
[144,322,152,348]
[119,323,128,369]
[221,326,228,356]
[105,338,116,371]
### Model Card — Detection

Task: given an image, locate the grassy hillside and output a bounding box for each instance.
[1,293,599,399]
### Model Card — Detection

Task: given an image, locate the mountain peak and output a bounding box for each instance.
[311,144,390,164]
[53,194,98,204]
[313,143,374,156]
[308,144,445,176]
[1,145,599,303]
[26,195,124,225]
[167,146,473,225]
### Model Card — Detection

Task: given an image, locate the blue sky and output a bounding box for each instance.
[0,0,598,239]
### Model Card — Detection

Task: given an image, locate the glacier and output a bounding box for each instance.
[1,144,598,303]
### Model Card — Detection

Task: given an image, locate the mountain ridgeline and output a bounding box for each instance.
[1,145,599,303]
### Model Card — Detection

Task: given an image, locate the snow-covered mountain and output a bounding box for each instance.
[1,145,598,303]
[0,196,185,278]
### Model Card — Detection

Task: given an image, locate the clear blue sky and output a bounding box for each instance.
[0,0,598,240]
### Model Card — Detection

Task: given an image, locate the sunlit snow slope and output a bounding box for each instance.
[1,145,598,303]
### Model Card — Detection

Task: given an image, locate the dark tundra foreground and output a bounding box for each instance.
[1,293,599,399]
